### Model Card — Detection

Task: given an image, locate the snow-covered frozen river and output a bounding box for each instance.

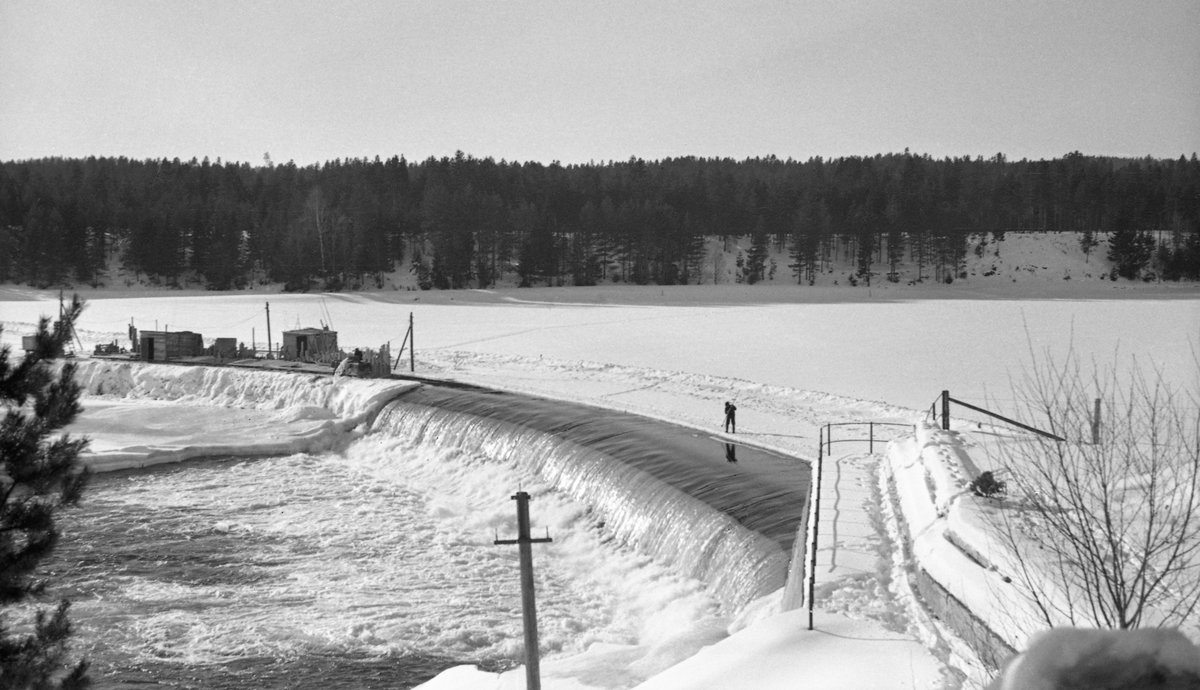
[4,286,1196,416]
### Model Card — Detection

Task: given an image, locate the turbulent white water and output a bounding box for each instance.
[42,361,809,688]
[372,392,802,612]
[53,402,726,688]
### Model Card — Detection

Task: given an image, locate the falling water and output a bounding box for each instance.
[45,377,808,689]
[374,385,810,610]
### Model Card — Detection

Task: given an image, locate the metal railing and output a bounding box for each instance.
[820,421,915,455]
[931,389,1065,442]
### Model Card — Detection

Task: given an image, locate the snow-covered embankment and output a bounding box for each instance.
[886,424,1024,671]
[888,423,1200,685]
[66,360,417,471]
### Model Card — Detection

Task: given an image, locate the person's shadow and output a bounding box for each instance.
[725,443,738,463]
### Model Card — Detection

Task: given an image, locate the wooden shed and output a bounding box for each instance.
[281,328,339,362]
[213,338,238,358]
[139,330,204,362]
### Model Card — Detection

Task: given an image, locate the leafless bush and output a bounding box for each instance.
[990,350,1200,632]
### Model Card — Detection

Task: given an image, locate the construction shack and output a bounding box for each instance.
[281,328,339,363]
[139,330,204,362]
[213,338,238,358]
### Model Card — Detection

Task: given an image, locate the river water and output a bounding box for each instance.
[44,387,808,689]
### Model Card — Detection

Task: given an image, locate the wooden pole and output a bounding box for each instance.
[409,312,415,373]
[941,390,950,430]
[265,302,273,359]
[1092,397,1102,444]
[393,329,409,370]
[495,491,552,690]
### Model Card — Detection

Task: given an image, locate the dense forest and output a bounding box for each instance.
[1,151,1198,291]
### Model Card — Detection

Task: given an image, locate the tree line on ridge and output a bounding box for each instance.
[1,150,1198,291]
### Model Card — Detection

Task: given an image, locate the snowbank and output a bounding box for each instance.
[886,422,1200,687]
[886,425,1059,656]
[64,359,417,471]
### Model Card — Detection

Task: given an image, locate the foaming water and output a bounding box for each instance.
[45,370,806,689]
[50,434,723,688]
[374,386,809,610]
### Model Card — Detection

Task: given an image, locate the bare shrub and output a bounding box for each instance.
[990,351,1200,631]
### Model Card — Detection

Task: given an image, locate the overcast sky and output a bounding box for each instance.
[2,0,1197,166]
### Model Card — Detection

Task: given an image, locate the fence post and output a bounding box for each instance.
[869,421,874,454]
[941,390,950,430]
[265,302,273,359]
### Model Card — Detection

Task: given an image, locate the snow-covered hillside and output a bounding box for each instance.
[24,231,1196,297]
[706,231,1128,288]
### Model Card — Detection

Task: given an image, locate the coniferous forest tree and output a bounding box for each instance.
[1,151,1198,291]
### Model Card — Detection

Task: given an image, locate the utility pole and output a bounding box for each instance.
[495,491,552,690]
[265,302,273,359]
[58,291,83,353]
[1092,398,1102,444]
[393,312,416,373]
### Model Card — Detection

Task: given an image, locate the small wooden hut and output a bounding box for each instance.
[139,330,204,361]
[213,338,238,358]
[281,328,339,362]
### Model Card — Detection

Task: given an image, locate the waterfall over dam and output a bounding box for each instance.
[65,359,810,611]
[375,384,811,611]
[51,361,814,684]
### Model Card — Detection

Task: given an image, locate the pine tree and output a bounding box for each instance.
[1079,227,1098,262]
[855,228,875,285]
[745,218,769,284]
[0,295,90,689]
[1107,208,1154,279]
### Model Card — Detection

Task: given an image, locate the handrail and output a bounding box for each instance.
[821,421,915,455]
[942,390,1065,442]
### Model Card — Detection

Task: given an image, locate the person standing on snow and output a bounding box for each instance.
[724,401,737,433]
